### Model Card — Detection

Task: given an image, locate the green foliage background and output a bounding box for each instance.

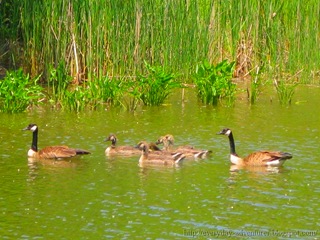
[1,0,320,83]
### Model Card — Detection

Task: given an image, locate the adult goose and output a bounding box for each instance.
[23,123,90,159]
[217,128,292,166]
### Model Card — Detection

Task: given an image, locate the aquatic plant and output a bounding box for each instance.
[247,67,262,104]
[137,62,182,106]
[85,76,124,109]
[58,76,126,111]
[274,79,298,105]
[61,86,88,112]
[0,69,44,113]
[193,60,236,105]
[47,62,71,107]
[120,80,141,111]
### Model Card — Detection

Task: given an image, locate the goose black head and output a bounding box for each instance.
[23,123,38,132]
[217,128,232,136]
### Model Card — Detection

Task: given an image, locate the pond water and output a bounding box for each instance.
[0,85,319,239]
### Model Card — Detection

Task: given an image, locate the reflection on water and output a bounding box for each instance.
[229,164,283,174]
[0,86,319,239]
[27,157,80,168]
[27,157,86,182]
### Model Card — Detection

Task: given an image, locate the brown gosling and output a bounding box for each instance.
[105,134,141,155]
[156,134,211,159]
[217,128,292,166]
[105,134,162,155]
[148,142,163,152]
[136,141,185,166]
[23,123,90,159]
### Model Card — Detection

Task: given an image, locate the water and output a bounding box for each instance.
[0,86,319,239]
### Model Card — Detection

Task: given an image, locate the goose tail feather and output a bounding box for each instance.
[75,149,91,155]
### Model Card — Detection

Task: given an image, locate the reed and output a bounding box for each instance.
[247,67,262,104]
[12,0,319,84]
[0,69,44,113]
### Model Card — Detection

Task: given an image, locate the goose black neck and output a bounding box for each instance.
[228,132,237,155]
[31,129,38,152]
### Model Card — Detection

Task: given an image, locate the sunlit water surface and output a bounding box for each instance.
[0,86,319,239]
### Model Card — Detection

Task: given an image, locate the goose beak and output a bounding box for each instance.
[216,130,224,135]
[22,126,29,131]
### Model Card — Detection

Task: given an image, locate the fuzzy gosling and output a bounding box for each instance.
[105,134,141,155]
[105,134,161,155]
[136,141,185,166]
[156,134,211,159]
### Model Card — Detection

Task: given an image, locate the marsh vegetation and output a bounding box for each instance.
[0,1,318,112]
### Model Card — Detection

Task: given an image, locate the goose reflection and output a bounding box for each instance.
[27,157,82,181]
[229,164,283,174]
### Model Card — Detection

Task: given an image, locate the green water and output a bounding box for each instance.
[0,86,319,239]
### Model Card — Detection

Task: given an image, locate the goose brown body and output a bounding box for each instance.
[217,128,292,166]
[23,124,90,159]
[156,134,211,159]
[136,141,185,165]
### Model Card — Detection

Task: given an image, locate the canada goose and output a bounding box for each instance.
[105,134,141,155]
[156,134,211,159]
[217,128,292,166]
[136,141,185,165]
[23,123,90,159]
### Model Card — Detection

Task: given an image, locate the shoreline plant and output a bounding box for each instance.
[193,60,236,106]
[0,69,44,113]
[274,79,298,105]
[247,67,262,104]
[137,61,182,106]
[43,61,182,111]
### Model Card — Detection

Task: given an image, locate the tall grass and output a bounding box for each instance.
[247,67,262,104]
[2,0,313,84]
